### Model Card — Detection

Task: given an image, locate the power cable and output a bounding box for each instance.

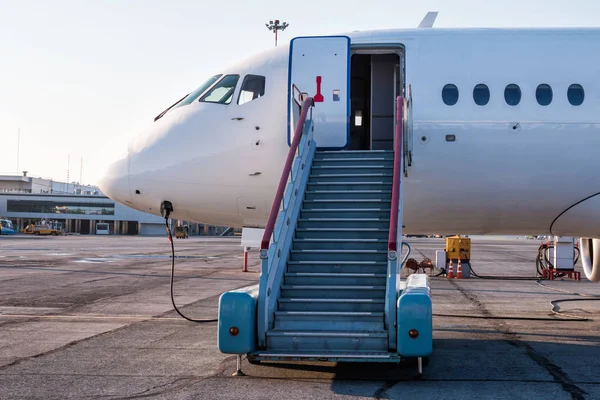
[460,250,539,280]
[536,280,600,321]
[432,313,586,322]
[433,247,596,321]
[162,206,217,323]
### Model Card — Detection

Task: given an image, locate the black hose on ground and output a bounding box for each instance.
[459,250,540,281]
[165,217,217,323]
[429,245,595,322]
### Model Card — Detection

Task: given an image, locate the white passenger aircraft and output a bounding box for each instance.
[99,13,600,282]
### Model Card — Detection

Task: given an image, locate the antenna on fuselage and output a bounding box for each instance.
[418,11,438,28]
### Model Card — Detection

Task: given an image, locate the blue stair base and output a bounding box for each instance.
[257,150,396,357]
[217,284,259,354]
[397,274,433,357]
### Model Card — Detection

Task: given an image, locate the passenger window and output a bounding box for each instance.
[238,75,266,105]
[442,84,459,106]
[199,75,240,104]
[504,84,521,106]
[536,84,553,106]
[567,84,584,106]
[473,84,490,106]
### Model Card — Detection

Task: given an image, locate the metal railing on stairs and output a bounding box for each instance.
[404,86,413,175]
[386,96,407,350]
[257,95,316,347]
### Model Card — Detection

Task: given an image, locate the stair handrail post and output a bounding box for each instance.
[386,95,405,350]
[257,95,315,347]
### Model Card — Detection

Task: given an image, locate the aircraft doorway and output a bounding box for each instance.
[349,52,402,150]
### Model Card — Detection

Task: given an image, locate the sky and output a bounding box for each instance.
[1,0,599,185]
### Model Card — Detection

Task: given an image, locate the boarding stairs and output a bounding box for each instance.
[264,149,394,359]
[218,95,432,368]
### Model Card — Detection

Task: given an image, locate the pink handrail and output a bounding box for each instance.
[261,97,314,251]
[388,96,404,252]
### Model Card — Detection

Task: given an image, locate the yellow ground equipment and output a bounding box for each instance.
[445,235,471,278]
[445,235,471,261]
[175,226,188,239]
[22,221,64,236]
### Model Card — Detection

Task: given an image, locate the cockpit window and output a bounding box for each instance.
[238,75,266,105]
[172,74,222,109]
[154,74,222,121]
[199,74,240,104]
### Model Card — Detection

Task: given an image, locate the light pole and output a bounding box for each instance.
[265,19,289,47]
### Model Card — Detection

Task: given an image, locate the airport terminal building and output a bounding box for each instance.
[0,174,231,235]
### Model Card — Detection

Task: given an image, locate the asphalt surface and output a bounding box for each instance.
[0,235,599,399]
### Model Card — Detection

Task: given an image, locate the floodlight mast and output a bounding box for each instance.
[265,19,289,47]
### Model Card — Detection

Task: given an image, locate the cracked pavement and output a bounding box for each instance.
[0,235,599,399]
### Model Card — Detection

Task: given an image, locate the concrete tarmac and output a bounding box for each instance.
[0,235,599,399]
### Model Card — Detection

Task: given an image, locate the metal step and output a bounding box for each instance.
[290,249,388,262]
[280,285,386,299]
[302,199,392,210]
[284,272,386,285]
[293,238,387,251]
[311,165,393,174]
[309,171,393,176]
[300,209,391,219]
[264,330,389,352]
[313,159,394,168]
[278,297,385,312]
[307,182,392,191]
[274,311,384,331]
[314,151,393,160]
[295,228,389,240]
[305,190,392,201]
[308,174,393,184]
[287,260,388,274]
[297,218,389,230]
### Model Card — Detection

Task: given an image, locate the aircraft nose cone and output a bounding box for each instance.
[98,156,131,205]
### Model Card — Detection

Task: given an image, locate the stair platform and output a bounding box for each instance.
[248,349,402,363]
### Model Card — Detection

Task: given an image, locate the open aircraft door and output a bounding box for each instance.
[289,36,350,149]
